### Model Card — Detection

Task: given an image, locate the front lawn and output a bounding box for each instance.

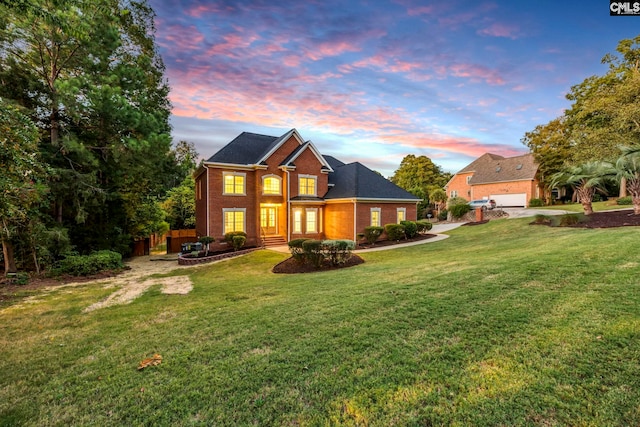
[535,200,620,212]
[2,218,640,425]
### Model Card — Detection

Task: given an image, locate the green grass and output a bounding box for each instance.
[534,200,621,212]
[2,218,640,425]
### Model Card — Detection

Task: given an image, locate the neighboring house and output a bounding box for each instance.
[194,129,420,248]
[445,153,542,207]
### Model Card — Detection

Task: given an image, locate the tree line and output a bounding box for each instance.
[0,0,194,276]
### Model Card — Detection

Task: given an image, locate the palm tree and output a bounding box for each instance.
[615,146,640,214]
[550,162,611,215]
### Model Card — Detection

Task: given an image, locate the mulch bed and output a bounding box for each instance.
[568,209,640,228]
[272,254,365,274]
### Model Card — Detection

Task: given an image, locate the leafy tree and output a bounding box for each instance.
[162,176,196,230]
[0,99,46,276]
[565,36,640,163]
[521,117,574,202]
[430,188,447,218]
[614,146,640,214]
[550,162,611,215]
[0,0,176,256]
[391,154,451,217]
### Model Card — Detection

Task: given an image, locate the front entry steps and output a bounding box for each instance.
[262,235,287,248]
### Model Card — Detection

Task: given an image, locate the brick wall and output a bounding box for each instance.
[470,180,539,202]
[446,172,473,200]
[325,202,355,240]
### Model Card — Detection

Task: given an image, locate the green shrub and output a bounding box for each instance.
[529,198,544,207]
[385,223,405,241]
[438,209,448,221]
[363,226,383,245]
[288,238,308,263]
[224,231,247,244]
[447,196,468,207]
[400,220,418,238]
[55,250,123,276]
[617,196,632,205]
[531,214,551,225]
[302,239,324,268]
[449,203,471,219]
[322,240,355,265]
[416,219,433,233]
[8,272,29,285]
[592,193,603,202]
[558,213,583,226]
[232,235,246,251]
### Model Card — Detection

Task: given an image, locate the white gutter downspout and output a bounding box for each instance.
[205,165,210,237]
[353,199,357,242]
[285,169,291,242]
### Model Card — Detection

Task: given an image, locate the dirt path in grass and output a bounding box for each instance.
[82,256,194,312]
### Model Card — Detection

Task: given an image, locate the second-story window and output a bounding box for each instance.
[223,172,245,195]
[299,175,317,196]
[262,175,281,195]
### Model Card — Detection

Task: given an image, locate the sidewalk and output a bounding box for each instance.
[266,222,465,254]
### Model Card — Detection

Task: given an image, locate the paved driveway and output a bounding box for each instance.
[501,207,571,218]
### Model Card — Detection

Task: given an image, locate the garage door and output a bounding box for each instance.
[490,193,527,208]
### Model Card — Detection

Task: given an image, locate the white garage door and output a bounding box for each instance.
[490,193,527,208]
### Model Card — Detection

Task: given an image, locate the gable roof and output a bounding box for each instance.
[456,153,505,174]
[325,162,420,201]
[207,132,279,165]
[468,153,538,184]
[280,141,333,172]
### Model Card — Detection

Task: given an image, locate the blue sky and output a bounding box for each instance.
[150,0,640,176]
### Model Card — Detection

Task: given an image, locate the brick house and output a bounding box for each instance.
[194,129,420,248]
[445,153,542,207]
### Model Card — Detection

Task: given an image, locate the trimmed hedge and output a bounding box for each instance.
[416,219,433,233]
[224,231,247,244]
[55,250,123,276]
[288,239,355,268]
[529,198,544,207]
[400,220,418,238]
[385,223,405,241]
[363,226,384,245]
[232,235,246,251]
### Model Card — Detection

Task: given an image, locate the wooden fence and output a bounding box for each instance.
[166,229,197,254]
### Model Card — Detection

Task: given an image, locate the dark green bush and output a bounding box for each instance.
[385,223,405,241]
[363,226,383,245]
[617,196,632,205]
[592,193,603,202]
[531,214,552,225]
[224,231,247,244]
[302,239,324,268]
[322,240,355,265]
[288,238,308,263]
[232,235,246,251]
[558,213,582,226]
[416,220,433,233]
[529,198,544,207]
[438,209,448,221]
[400,220,418,238]
[55,250,123,276]
[449,203,471,219]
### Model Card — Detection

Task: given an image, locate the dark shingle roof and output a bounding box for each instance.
[323,155,346,170]
[469,153,537,184]
[207,132,279,164]
[325,162,420,200]
[456,153,505,174]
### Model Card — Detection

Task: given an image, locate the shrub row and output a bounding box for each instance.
[54,250,123,276]
[288,239,355,268]
[617,196,632,205]
[362,220,433,244]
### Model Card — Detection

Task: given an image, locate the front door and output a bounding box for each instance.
[260,206,277,235]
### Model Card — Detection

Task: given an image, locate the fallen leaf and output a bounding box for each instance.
[138,353,162,370]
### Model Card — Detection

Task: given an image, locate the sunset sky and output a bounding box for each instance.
[150,0,640,176]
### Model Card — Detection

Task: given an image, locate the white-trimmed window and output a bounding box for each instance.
[306,208,318,233]
[262,175,281,195]
[397,207,406,223]
[223,172,245,195]
[466,176,472,184]
[450,190,458,198]
[370,207,381,227]
[299,175,317,196]
[223,208,245,234]
[293,209,302,234]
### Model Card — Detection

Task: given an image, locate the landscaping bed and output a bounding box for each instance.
[272,254,365,274]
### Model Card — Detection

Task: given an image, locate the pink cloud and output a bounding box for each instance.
[158,25,205,51]
[449,63,505,85]
[478,23,520,39]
